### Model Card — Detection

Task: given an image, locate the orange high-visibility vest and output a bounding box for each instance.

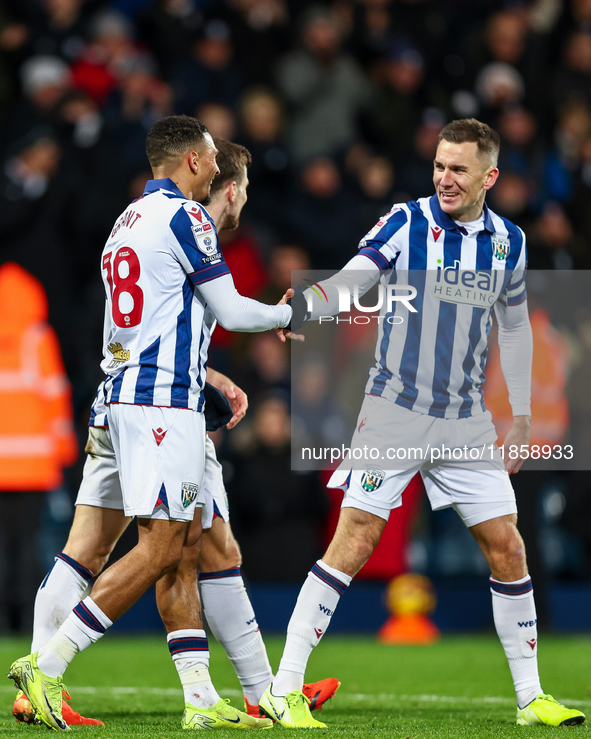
[485,309,570,447]
[0,262,77,490]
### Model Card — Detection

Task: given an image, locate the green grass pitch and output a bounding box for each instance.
[1,634,589,736]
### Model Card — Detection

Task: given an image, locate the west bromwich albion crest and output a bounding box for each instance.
[181,482,200,508]
[361,468,385,493]
[492,234,510,261]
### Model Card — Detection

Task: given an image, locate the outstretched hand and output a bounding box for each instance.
[205,368,248,429]
[275,287,305,343]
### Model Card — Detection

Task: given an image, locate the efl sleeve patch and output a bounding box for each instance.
[170,206,226,275]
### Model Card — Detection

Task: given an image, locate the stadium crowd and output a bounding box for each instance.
[1,0,591,630]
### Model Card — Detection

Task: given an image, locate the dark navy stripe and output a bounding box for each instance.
[57,553,94,582]
[189,262,231,285]
[109,371,124,403]
[369,269,398,397]
[429,300,457,416]
[311,563,348,595]
[490,577,533,596]
[134,337,160,405]
[73,602,106,634]
[168,637,209,655]
[171,279,194,407]
[508,289,527,306]
[457,307,486,417]
[428,228,463,416]
[475,229,492,271]
[199,567,241,582]
[394,202,428,410]
[358,246,393,271]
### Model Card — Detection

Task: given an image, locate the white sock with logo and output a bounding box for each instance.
[200,569,272,704]
[168,629,220,709]
[32,554,94,652]
[272,560,351,697]
[490,575,542,708]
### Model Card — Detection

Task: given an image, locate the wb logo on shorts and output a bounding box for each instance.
[181,482,200,508]
[361,468,385,492]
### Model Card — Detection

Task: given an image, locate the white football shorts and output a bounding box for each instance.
[106,403,206,522]
[76,424,228,528]
[330,394,516,528]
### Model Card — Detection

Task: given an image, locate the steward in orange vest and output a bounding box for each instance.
[0,262,77,490]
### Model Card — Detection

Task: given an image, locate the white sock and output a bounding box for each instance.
[490,575,543,708]
[200,568,273,704]
[37,596,112,678]
[32,553,94,652]
[273,560,351,696]
[168,629,220,709]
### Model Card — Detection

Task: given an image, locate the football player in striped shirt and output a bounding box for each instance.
[9,118,296,731]
[260,119,584,729]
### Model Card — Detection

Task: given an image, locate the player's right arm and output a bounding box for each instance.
[169,202,291,333]
[299,205,408,323]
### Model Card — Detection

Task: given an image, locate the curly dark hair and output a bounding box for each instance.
[146,115,209,169]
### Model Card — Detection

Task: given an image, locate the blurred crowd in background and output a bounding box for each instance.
[1,0,591,632]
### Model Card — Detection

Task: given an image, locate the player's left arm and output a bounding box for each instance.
[205,368,248,429]
[493,233,532,474]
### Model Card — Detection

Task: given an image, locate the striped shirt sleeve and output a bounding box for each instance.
[169,204,230,285]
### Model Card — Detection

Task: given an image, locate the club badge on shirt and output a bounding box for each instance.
[492,234,510,261]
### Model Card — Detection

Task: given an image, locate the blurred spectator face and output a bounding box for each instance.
[269,245,310,289]
[20,55,72,109]
[230,0,288,26]
[499,107,536,147]
[294,360,329,405]
[565,32,591,74]
[358,157,394,199]
[301,158,341,198]
[414,121,442,160]
[248,332,289,382]
[573,0,591,23]
[44,0,82,25]
[476,62,524,107]
[18,138,61,178]
[555,102,591,158]
[91,11,135,63]
[240,88,282,142]
[196,102,237,140]
[254,397,290,448]
[536,203,573,248]
[302,13,341,59]
[385,50,424,95]
[195,21,233,68]
[489,172,529,217]
[486,11,527,64]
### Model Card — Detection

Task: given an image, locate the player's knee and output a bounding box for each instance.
[221,536,242,568]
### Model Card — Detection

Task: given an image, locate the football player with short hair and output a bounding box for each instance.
[261,119,585,729]
[9,117,297,731]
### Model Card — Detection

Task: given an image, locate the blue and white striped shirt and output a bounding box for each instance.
[356,195,527,419]
[100,178,228,411]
